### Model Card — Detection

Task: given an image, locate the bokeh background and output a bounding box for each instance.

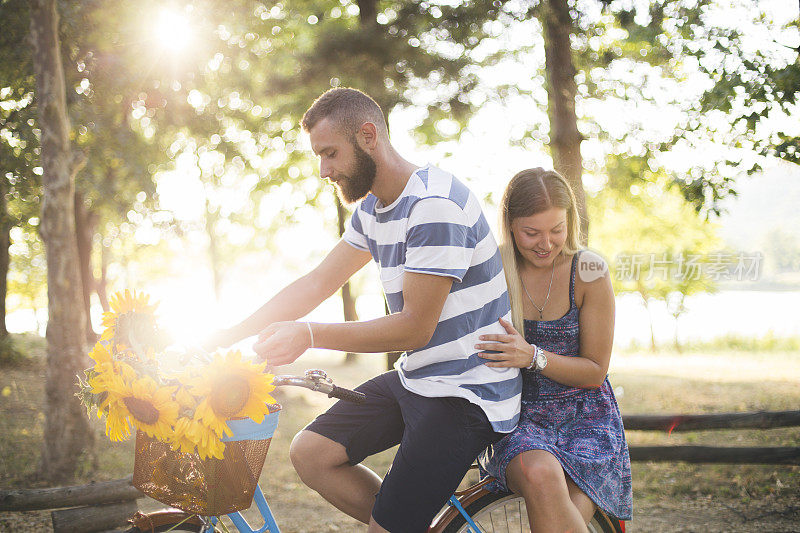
[1,0,798,531]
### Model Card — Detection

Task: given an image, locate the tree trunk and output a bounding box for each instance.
[96,241,110,312]
[0,177,10,338]
[356,0,377,26]
[640,293,657,352]
[337,0,380,365]
[204,198,222,302]
[336,197,360,364]
[540,0,589,244]
[671,293,685,352]
[74,190,97,344]
[30,0,93,483]
[354,0,399,369]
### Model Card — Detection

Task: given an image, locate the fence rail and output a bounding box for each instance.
[629,445,800,464]
[0,475,138,512]
[623,410,800,432]
[622,409,800,466]
[0,475,141,533]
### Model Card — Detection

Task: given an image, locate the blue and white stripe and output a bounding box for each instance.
[342,164,521,433]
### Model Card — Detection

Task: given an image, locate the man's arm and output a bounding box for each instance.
[206,240,372,348]
[254,271,454,366]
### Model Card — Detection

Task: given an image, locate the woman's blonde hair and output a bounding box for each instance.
[499,168,582,332]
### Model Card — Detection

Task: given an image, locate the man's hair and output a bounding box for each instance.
[301,88,388,137]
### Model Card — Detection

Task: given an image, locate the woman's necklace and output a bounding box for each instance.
[522,258,557,320]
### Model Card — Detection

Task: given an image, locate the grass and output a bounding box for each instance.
[608,348,800,530]
[1,337,798,531]
[620,333,800,354]
[0,333,44,367]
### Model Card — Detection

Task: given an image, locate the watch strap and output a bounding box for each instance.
[526,344,538,370]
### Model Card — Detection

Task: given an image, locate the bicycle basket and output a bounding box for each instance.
[132,404,281,516]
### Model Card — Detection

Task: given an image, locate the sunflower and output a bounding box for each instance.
[88,341,113,366]
[88,358,137,399]
[170,417,199,454]
[184,416,226,460]
[112,376,179,440]
[88,340,137,382]
[101,290,165,356]
[188,350,276,438]
[81,368,130,441]
[103,399,132,442]
[174,386,197,411]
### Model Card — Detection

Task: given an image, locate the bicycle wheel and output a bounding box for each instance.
[124,509,209,532]
[124,524,205,532]
[441,491,622,533]
[124,520,206,532]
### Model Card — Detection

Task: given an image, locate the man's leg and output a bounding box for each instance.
[290,430,382,524]
[371,394,501,533]
[367,514,390,532]
[289,371,405,525]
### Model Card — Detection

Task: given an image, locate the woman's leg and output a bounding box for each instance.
[505,450,589,533]
[566,476,597,523]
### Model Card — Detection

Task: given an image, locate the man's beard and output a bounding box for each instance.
[336,141,376,205]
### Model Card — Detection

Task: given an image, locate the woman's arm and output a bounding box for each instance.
[544,269,614,388]
[476,263,615,389]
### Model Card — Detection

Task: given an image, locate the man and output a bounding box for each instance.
[209,88,521,532]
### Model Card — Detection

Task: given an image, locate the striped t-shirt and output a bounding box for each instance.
[342,164,521,433]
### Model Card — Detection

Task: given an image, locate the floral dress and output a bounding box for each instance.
[479,253,633,520]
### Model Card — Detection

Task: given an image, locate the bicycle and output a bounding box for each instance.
[125,369,625,533]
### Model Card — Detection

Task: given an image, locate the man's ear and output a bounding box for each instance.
[358,122,379,150]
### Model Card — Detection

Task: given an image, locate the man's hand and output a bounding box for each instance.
[253,321,313,366]
[200,328,234,353]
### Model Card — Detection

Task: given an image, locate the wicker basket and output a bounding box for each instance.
[132,406,281,516]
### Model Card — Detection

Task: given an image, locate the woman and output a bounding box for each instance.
[477,168,632,531]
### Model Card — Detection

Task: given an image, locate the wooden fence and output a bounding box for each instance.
[624,409,800,464]
[1,410,798,532]
[0,475,139,532]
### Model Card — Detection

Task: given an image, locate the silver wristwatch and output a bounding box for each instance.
[527,345,547,372]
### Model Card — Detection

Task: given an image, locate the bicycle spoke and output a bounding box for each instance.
[450,493,618,533]
[164,515,197,532]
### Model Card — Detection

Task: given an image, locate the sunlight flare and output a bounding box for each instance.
[154,8,194,54]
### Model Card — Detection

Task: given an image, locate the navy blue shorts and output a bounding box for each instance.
[304,370,502,533]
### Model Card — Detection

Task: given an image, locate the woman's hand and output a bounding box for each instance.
[476,317,534,368]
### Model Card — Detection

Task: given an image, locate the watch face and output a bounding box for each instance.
[536,349,547,370]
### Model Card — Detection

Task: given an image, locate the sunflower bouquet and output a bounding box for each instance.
[77,290,280,515]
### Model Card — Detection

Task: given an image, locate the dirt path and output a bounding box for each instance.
[1,350,798,532]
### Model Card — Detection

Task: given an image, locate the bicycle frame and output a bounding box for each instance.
[429,478,493,533]
[208,485,280,533]
[129,370,588,533]
[129,480,489,533]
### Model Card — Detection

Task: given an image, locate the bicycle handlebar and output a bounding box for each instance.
[175,347,367,403]
[272,370,366,403]
[327,384,367,403]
